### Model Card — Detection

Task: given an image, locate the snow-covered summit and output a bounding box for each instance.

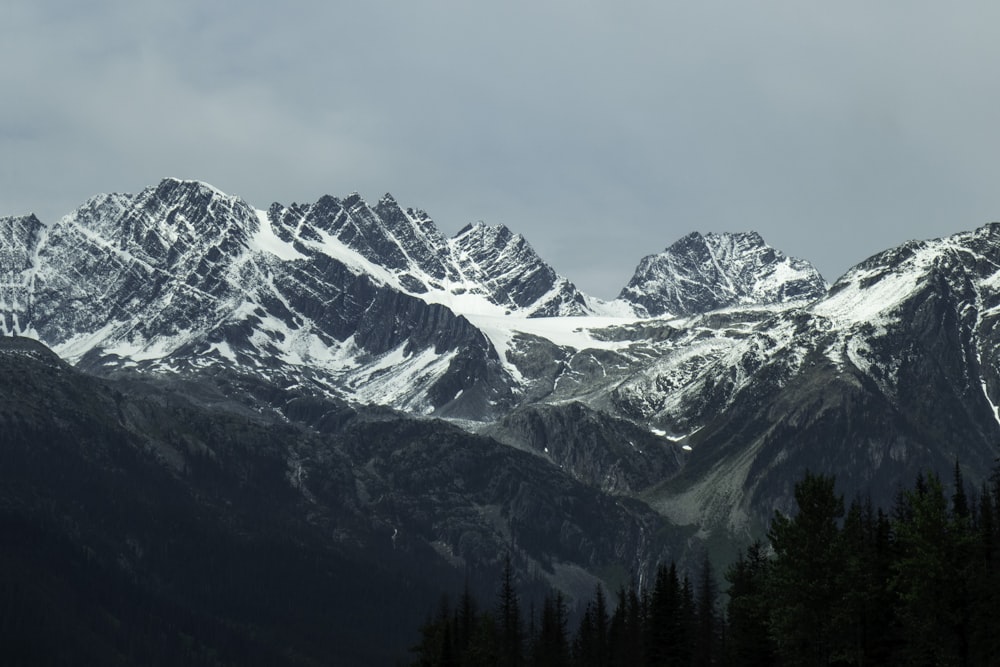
[265,190,593,318]
[617,231,828,317]
[811,222,1000,327]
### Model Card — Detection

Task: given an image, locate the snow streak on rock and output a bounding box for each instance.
[618,231,827,317]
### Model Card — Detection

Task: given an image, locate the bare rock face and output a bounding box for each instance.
[1,179,529,418]
[450,221,590,316]
[0,214,44,334]
[618,231,827,317]
[487,401,685,494]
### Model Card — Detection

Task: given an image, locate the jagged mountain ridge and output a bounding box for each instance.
[4,177,1000,537]
[0,178,821,420]
[2,179,529,417]
[262,187,594,317]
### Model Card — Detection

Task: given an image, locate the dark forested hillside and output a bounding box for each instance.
[0,338,442,665]
[0,336,680,665]
[412,467,1000,667]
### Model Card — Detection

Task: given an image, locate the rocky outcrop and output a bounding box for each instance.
[488,401,685,494]
[618,231,827,317]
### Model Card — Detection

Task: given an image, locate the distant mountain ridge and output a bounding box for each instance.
[0,178,823,420]
[6,180,998,492]
[4,177,1000,664]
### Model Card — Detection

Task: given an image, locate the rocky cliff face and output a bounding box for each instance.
[450,221,590,316]
[264,190,592,317]
[486,401,685,494]
[4,179,534,418]
[618,231,827,317]
[0,214,44,334]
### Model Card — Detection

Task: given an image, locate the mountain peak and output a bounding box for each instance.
[342,192,365,209]
[619,230,827,317]
[161,177,227,194]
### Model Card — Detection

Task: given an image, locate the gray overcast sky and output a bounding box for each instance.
[4,1,1000,298]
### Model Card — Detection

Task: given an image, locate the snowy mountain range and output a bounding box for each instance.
[4,178,1000,639]
[0,178,831,417]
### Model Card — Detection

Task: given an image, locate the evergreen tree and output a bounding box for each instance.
[497,553,524,667]
[646,561,686,666]
[412,595,456,667]
[573,602,597,667]
[679,574,695,666]
[890,472,968,665]
[724,541,774,667]
[531,590,569,667]
[693,552,718,667]
[970,480,1000,664]
[766,471,845,666]
[834,496,896,664]
[592,584,610,667]
[608,578,643,667]
[457,577,479,662]
[465,612,500,667]
[952,460,970,521]
[949,463,975,665]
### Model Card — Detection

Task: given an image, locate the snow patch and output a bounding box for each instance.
[251,209,306,261]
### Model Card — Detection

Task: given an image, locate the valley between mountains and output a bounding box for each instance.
[3,178,1000,663]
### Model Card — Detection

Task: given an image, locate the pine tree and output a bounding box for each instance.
[725,541,774,667]
[766,471,845,666]
[891,471,967,665]
[465,612,500,667]
[679,573,695,666]
[953,460,970,521]
[693,552,718,667]
[592,584,609,667]
[531,590,570,667]
[497,553,524,667]
[970,480,1000,664]
[646,561,685,666]
[412,595,455,667]
[573,602,597,667]
[834,496,896,664]
[608,578,643,667]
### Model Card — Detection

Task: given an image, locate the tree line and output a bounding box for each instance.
[411,463,1000,666]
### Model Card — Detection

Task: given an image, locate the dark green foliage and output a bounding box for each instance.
[498,553,525,667]
[753,466,1000,666]
[890,470,975,665]
[607,580,643,667]
[766,471,845,665]
[415,465,1000,666]
[692,552,718,667]
[834,498,896,664]
[970,476,1000,663]
[724,541,775,667]
[532,590,571,667]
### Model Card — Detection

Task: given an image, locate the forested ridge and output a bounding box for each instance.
[412,465,1000,666]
